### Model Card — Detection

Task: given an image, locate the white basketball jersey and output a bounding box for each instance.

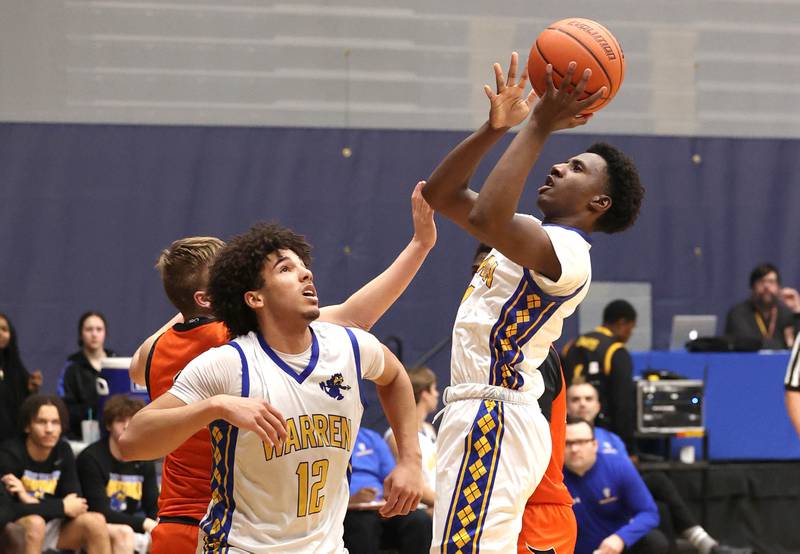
[170,321,384,554]
[451,217,592,395]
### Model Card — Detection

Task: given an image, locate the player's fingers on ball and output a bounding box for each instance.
[573,69,591,97]
[580,87,605,108]
[544,64,556,95]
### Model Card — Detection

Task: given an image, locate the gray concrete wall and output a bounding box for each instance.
[2,0,799,137]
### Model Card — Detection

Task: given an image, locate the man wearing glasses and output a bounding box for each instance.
[563,416,666,554]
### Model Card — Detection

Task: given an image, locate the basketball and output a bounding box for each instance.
[527,18,625,114]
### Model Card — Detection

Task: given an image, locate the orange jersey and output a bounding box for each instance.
[146,318,229,522]
[527,347,572,506]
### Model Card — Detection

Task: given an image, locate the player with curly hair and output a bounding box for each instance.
[421,53,644,554]
[120,222,424,553]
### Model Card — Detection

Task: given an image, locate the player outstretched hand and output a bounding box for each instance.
[411,181,436,250]
[221,397,288,449]
[484,51,537,130]
[532,61,605,132]
[379,461,423,518]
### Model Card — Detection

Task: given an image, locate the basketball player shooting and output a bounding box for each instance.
[421,52,644,553]
[120,223,423,553]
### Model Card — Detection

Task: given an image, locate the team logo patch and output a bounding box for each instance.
[320,373,351,400]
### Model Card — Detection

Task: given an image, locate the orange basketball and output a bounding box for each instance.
[527,18,625,114]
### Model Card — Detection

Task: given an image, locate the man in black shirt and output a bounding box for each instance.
[0,394,112,554]
[725,263,796,350]
[78,395,158,553]
[563,299,637,452]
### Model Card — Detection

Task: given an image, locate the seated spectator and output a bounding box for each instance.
[0,314,42,441]
[781,286,800,332]
[77,395,158,554]
[344,426,431,554]
[0,394,114,553]
[567,381,739,554]
[725,263,796,349]
[563,299,637,452]
[564,416,667,554]
[60,311,115,440]
[384,366,438,512]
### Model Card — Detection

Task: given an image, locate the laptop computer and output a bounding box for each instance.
[669,315,718,350]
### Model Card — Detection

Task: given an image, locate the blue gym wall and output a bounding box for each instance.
[2,122,799,429]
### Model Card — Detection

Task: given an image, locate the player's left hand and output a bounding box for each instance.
[411,181,436,250]
[596,533,625,554]
[532,61,604,132]
[378,461,423,518]
[484,51,537,130]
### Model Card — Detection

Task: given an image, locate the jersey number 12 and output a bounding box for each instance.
[296,459,329,517]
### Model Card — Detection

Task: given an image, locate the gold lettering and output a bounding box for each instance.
[284,418,302,454]
[575,336,600,351]
[478,256,498,288]
[341,417,351,450]
[312,414,330,447]
[299,415,317,450]
[330,416,342,448]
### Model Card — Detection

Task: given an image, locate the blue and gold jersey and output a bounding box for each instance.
[170,321,385,554]
[452,216,592,394]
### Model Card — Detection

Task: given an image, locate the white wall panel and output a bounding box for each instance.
[1,0,799,137]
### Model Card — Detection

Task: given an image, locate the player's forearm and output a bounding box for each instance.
[320,239,432,331]
[785,391,800,437]
[119,397,224,461]
[422,122,506,214]
[468,120,550,230]
[376,374,422,467]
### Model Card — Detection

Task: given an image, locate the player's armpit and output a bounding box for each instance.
[466,212,562,282]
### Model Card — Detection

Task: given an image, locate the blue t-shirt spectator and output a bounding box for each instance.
[595,426,628,457]
[349,427,396,498]
[565,450,659,554]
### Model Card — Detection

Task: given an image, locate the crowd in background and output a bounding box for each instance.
[0,257,799,553]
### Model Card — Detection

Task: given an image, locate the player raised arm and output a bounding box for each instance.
[371,345,423,518]
[423,53,603,280]
[318,182,436,330]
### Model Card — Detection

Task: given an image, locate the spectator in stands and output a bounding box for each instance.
[0,394,115,554]
[563,299,637,452]
[61,311,115,440]
[785,335,800,438]
[344,426,431,554]
[725,263,796,349]
[385,366,438,512]
[564,416,667,554]
[781,286,800,332]
[78,395,158,554]
[567,381,737,554]
[0,314,42,441]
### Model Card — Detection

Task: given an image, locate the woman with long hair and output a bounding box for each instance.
[60,311,114,440]
[0,313,41,439]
